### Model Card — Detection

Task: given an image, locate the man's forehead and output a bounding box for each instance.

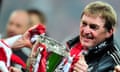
[83,13,103,19]
[10,11,28,18]
[9,11,30,24]
[81,14,105,25]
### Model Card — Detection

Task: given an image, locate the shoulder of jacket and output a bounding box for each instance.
[66,35,79,49]
[108,45,120,65]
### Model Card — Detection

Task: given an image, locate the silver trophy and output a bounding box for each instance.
[37,35,70,57]
[27,35,70,72]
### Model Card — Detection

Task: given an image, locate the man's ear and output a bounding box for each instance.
[106,28,114,38]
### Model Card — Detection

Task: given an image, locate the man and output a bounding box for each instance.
[9,9,47,72]
[11,9,46,48]
[10,9,47,62]
[4,10,31,65]
[54,1,120,72]
[0,24,45,72]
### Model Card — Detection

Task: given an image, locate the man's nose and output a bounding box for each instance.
[9,26,16,31]
[83,26,91,34]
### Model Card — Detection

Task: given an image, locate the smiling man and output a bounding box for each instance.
[55,1,120,72]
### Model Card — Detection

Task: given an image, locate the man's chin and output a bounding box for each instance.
[81,43,93,49]
[7,34,15,38]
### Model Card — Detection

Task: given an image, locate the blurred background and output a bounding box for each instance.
[0,0,120,44]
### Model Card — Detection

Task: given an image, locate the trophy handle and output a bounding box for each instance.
[26,40,40,72]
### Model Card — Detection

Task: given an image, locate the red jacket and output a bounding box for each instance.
[0,40,26,72]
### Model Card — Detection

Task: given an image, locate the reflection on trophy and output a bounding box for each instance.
[26,35,70,72]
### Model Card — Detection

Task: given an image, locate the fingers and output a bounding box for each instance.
[114,65,120,72]
[21,36,32,48]
[9,66,21,72]
[79,55,86,64]
[11,38,25,49]
[11,36,32,49]
[73,54,88,72]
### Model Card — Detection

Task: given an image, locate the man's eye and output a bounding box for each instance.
[8,21,13,26]
[82,22,87,26]
[90,24,98,30]
[16,24,21,28]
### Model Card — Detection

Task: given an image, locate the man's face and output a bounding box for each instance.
[6,12,29,37]
[80,14,112,49]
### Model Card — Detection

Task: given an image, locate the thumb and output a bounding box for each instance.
[114,65,120,72]
[79,54,86,64]
[79,54,85,61]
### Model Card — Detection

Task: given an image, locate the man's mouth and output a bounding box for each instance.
[7,32,16,37]
[82,33,94,40]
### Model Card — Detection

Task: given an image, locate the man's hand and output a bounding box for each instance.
[11,24,46,49]
[114,65,120,72]
[11,36,32,49]
[9,66,21,72]
[73,55,88,72]
[23,24,46,41]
